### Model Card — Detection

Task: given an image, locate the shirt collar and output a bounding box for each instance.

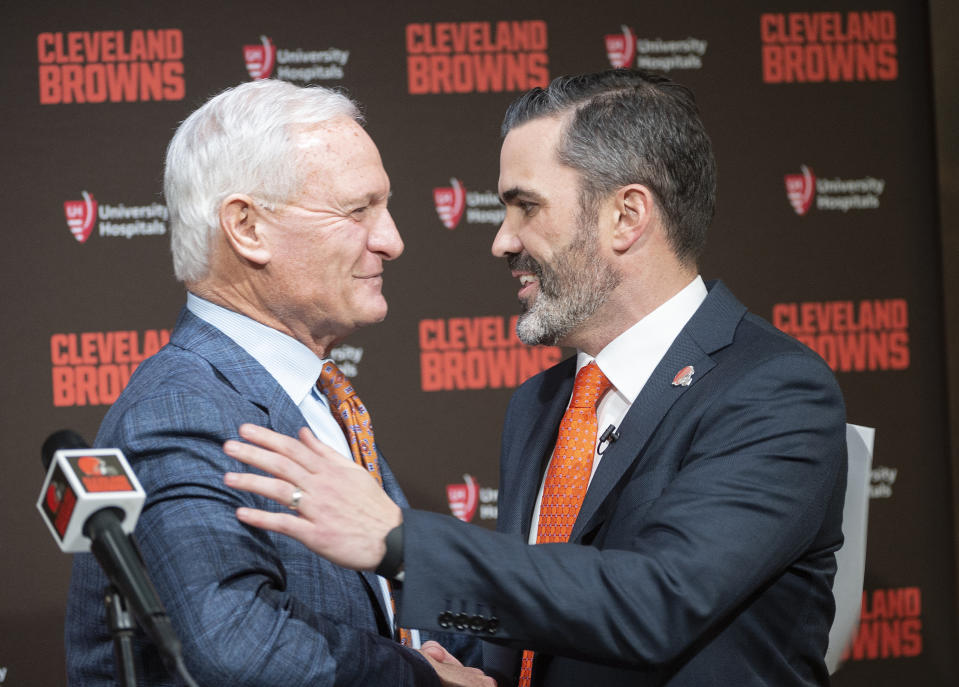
[579,275,708,403]
[186,292,328,407]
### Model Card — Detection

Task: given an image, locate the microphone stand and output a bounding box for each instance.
[105,585,138,687]
[92,522,201,687]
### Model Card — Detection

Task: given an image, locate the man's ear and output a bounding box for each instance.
[219,194,272,266]
[611,184,655,253]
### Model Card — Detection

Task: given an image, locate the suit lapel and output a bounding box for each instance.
[171,308,305,429]
[571,332,712,541]
[571,281,747,541]
[171,308,397,633]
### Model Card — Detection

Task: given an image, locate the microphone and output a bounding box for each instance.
[37,430,198,687]
[597,424,620,455]
[39,429,145,553]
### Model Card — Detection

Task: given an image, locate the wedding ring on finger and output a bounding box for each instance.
[289,488,303,511]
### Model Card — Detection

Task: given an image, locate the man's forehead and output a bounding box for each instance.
[295,119,384,174]
[287,118,389,207]
[498,115,571,193]
[294,117,368,150]
[503,114,564,146]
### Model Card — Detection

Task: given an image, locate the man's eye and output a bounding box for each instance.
[519,201,537,215]
[351,206,369,216]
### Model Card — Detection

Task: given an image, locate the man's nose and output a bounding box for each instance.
[370,210,404,260]
[491,215,522,258]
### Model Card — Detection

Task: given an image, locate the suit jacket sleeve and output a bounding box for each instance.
[65,350,440,687]
[397,347,846,669]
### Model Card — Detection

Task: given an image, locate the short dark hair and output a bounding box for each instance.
[502,69,716,265]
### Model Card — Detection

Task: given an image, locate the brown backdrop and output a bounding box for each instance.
[2,0,956,684]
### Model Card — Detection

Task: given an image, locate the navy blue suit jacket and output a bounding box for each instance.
[398,281,847,686]
[65,308,473,686]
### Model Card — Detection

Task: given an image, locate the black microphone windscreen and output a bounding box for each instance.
[41,429,90,471]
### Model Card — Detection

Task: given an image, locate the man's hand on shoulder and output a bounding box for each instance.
[222,423,401,571]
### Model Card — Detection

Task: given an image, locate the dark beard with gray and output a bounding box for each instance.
[506,229,620,346]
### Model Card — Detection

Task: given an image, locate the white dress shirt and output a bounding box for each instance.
[528,276,708,543]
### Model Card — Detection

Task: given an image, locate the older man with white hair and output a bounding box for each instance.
[65,79,489,687]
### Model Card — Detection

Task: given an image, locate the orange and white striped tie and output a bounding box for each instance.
[317,361,413,647]
[518,361,612,686]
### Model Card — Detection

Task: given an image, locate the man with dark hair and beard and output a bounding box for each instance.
[222,69,848,686]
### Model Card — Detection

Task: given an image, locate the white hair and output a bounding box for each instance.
[164,79,362,283]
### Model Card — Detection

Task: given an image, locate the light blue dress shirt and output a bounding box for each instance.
[187,292,352,459]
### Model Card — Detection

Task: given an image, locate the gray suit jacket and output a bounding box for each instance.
[398,281,847,686]
[65,308,473,686]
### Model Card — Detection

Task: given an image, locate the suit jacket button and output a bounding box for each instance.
[453,612,469,630]
[486,616,499,634]
[437,611,453,629]
[469,614,486,632]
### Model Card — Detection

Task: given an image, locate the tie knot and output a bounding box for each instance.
[317,362,355,405]
[569,361,612,409]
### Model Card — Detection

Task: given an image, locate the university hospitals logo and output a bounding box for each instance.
[445,474,498,522]
[784,165,886,215]
[431,177,504,229]
[433,178,466,229]
[871,465,898,499]
[605,25,637,68]
[329,344,364,378]
[244,35,276,79]
[446,474,479,521]
[64,191,98,243]
[602,24,707,71]
[242,34,349,83]
[60,191,168,242]
[784,165,816,216]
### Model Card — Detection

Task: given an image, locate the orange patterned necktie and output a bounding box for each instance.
[518,361,612,687]
[317,361,412,647]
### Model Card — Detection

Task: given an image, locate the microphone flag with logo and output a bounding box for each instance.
[38,429,146,553]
